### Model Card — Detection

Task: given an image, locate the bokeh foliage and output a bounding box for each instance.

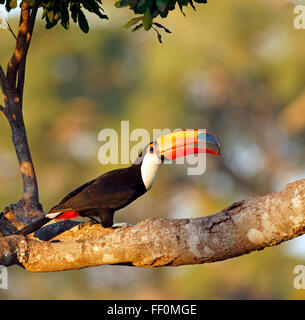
[0,0,305,300]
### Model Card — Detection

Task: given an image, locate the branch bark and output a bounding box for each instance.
[0,179,304,272]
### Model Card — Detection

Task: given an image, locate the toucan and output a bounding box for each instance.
[18,129,220,235]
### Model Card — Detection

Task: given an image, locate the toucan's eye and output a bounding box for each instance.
[149,146,154,153]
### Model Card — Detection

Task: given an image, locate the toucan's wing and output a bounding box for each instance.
[55,180,95,206]
[49,168,138,213]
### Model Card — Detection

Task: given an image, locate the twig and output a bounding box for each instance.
[6,19,17,40]
[16,0,41,99]
[0,65,7,95]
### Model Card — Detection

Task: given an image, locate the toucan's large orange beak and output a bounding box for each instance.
[155,129,221,160]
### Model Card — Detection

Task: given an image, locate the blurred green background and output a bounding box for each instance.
[1,0,305,299]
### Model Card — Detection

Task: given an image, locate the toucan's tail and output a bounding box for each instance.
[46,211,79,220]
[16,216,51,235]
[16,211,79,235]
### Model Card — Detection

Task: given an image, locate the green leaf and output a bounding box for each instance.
[134,0,146,14]
[54,11,60,20]
[156,0,167,13]
[70,2,79,23]
[23,0,35,5]
[5,0,12,11]
[42,1,52,9]
[10,0,17,8]
[47,10,54,23]
[60,0,70,29]
[131,23,143,32]
[78,9,89,33]
[153,27,162,43]
[114,0,129,8]
[41,8,48,19]
[159,9,168,18]
[80,0,108,19]
[45,14,59,29]
[124,16,143,29]
[143,8,152,31]
[114,0,121,8]
[194,0,207,3]
[166,0,176,10]
[189,0,196,11]
[153,22,171,33]
[157,32,162,43]
[177,0,188,15]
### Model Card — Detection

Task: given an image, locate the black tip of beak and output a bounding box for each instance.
[198,132,221,155]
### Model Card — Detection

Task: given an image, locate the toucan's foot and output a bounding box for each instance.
[89,217,100,224]
[112,222,134,230]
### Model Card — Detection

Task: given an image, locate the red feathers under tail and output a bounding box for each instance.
[56,211,79,220]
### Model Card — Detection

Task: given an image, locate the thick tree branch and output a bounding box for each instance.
[6,2,30,92]
[6,0,40,91]
[0,179,304,272]
[16,0,41,100]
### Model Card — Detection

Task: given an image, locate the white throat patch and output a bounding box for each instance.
[141,153,161,190]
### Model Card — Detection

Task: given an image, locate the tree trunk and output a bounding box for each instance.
[0,1,43,235]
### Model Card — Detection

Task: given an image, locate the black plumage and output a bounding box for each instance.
[49,162,147,227]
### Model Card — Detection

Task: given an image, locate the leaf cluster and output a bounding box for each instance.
[0,0,108,33]
[118,0,207,42]
[41,0,108,32]
[0,0,207,40]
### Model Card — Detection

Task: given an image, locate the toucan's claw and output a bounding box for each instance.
[89,217,100,224]
[112,222,134,230]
